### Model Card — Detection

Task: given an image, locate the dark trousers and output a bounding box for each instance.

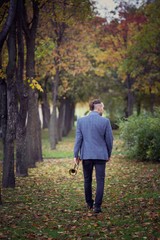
[82,160,106,208]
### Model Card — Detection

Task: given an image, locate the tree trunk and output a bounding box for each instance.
[49,106,58,149]
[41,100,50,129]
[2,21,17,188]
[125,74,134,118]
[24,1,42,167]
[57,98,66,141]
[149,92,155,115]
[25,37,42,167]
[0,79,7,140]
[49,69,59,149]
[16,0,28,176]
[0,191,1,205]
[136,99,141,116]
[25,89,42,167]
[0,0,17,49]
[41,76,50,129]
[0,67,7,202]
[136,93,142,116]
[63,97,75,137]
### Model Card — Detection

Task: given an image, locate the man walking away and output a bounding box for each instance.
[74,99,113,213]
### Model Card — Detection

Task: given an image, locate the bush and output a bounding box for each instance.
[119,113,160,162]
[110,119,119,130]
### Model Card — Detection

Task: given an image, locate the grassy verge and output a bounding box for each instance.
[0,129,160,239]
[0,128,121,160]
[0,128,75,161]
[42,129,75,159]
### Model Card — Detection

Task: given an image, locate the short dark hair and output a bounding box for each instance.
[89,99,101,111]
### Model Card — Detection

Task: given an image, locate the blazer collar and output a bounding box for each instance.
[89,111,100,116]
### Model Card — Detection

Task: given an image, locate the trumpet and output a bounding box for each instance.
[69,163,79,176]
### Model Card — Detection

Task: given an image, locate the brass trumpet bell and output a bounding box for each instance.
[69,164,79,176]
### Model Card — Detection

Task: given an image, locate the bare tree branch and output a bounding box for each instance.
[0,0,17,50]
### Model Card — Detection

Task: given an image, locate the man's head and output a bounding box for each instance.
[89,99,104,116]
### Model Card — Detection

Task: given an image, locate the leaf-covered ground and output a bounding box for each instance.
[0,134,160,239]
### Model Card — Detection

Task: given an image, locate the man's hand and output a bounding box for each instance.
[74,157,81,165]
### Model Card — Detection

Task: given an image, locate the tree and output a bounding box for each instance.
[2,18,17,188]
[16,0,28,176]
[90,2,147,117]
[37,0,93,149]
[35,38,54,129]
[0,0,17,50]
[0,0,17,188]
[23,0,43,167]
[123,0,160,114]
[0,69,7,202]
[0,0,43,186]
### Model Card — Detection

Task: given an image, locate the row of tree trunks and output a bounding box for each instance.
[57,97,75,139]
[1,0,43,190]
[125,74,156,117]
[49,94,75,148]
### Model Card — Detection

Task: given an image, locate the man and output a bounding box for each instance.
[74,99,113,213]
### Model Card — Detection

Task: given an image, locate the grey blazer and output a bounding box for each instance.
[74,111,113,160]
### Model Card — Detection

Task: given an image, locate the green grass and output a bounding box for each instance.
[0,128,75,161]
[42,128,75,159]
[0,128,120,160]
[0,129,160,239]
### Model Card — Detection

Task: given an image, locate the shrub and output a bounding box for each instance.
[119,113,160,162]
[110,119,119,130]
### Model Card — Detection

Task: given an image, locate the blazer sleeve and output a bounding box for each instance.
[105,119,113,158]
[74,119,83,158]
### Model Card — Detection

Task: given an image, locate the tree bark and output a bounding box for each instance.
[136,93,142,116]
[49,0,67,148]
[63,97,75,137]
[124,74,134,118]
[16,0,28,176]
[0,79,7,140]
[57,98,66,141]
[0,63,7,202]
[49,69,59,149]
[41,76,50,129]
[25,88,42,167]
[2,20,17,188]
[149,92,155,115]
[41,98,50,129]
[0,0,17,50]
[136,99,141,116]
[0,188,2,204]
[24,0,42,167]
